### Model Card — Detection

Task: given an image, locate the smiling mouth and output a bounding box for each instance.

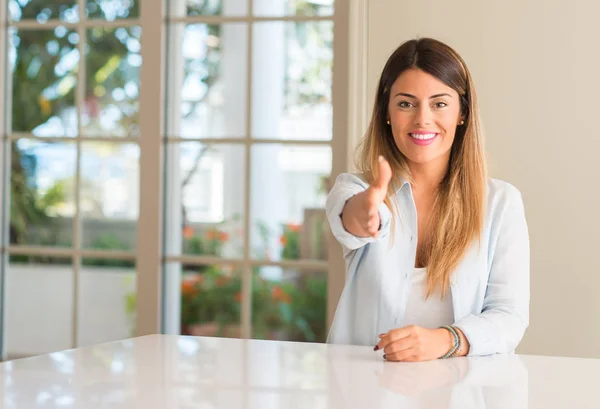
[409,133,438,140]
[408,132,439,146]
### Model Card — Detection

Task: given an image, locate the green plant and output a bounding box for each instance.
[9,1,140,245]
[183,228,228,257]
[124,265,328,342]
[124,275,137,336]
[289,275,328,342]
[180,266,242,329]
[176,266,328,342]
[82,233,134,267]
[254,219,272,259]
[280,223,301,260]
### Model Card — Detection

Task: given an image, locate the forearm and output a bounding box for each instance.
[453,310,528,356]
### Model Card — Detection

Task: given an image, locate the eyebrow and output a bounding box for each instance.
[393,92,452,99]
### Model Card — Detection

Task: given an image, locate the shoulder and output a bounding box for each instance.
[487,178,524,206]
[331,172,370,190]
[486,178,527,223]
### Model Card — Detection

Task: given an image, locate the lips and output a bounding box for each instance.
[409,132,439,146]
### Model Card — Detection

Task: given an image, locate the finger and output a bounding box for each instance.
[365,213,379,229]
[375,326,413,350]
[383,337,415,355]
[383,336,415,354]
[385,347,417,362]
[366,204,379,218]
[366,220,380,235]
[367,156,392,204]
[373,155,392,191]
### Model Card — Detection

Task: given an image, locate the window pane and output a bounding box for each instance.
[0,138,6,226]
[251,145,330,261]
[78,260,136,346]
[9,1,79,23]
[81,142,139,250]
[86,0,139,20]
[252,21,333,140]
[251,268,326,343]
[177,264,242,338]
[164,143,245,259]
[253,0,333,17]
[10,140,76,247]
[84,27,141,137]
[5,257,73,359]
[169,0,248,17]
[166,24,248,139]
[11,28,79,137]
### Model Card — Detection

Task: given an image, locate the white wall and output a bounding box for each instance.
[366,0,600,358]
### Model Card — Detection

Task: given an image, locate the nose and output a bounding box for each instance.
[414,105,433,127]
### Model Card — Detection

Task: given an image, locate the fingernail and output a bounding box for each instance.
[373,345,379,351]
[378,333,385,338]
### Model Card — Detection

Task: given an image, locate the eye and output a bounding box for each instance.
[398,101,414,108]
[434,101,448,108]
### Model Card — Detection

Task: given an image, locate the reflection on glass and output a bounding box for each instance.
[48,351,76,374]
[166,24,248,138]
[84,27,141,137]
[9,1,79,22]
[11,28,79,136]
[178,264,242,338]
[252,21,333,139]
[251,145,331,261]
[80,143,139,249]
[10,140,76,247]
[86,0,139,20]
[168,0,247,16]
[5,257,73,359]
[164,143,245,258]
[251,268,327,343]
[78,261,136,347]
[253,0,333,17]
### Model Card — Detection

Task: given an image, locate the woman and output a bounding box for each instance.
[325,38,530,361]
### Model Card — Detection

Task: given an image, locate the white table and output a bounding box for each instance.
[0,334,598,408]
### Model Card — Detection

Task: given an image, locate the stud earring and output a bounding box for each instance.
[460,120,465,125]
[386,120,390,125]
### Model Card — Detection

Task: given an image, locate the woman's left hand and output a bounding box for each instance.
[374,325,454,362]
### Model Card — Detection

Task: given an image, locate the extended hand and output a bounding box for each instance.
[342,155,392,237]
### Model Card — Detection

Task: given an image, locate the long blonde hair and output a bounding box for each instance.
[356,38,487,298]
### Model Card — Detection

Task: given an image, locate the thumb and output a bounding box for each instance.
[369,155,392,203]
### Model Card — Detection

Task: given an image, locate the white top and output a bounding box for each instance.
[403,267,454,329]
[0,335,598,409]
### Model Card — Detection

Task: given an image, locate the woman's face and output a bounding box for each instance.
[387,68,463,169]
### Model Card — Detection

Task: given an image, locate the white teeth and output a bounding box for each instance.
[410,133,437,140]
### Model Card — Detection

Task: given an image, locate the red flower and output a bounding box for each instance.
[183,226,194,239]
[272,286,291,304]
[182,281,196,296]
[286,224,302,233]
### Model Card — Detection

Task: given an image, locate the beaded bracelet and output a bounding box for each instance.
[450,327,463,358]
[439,325,461,359]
